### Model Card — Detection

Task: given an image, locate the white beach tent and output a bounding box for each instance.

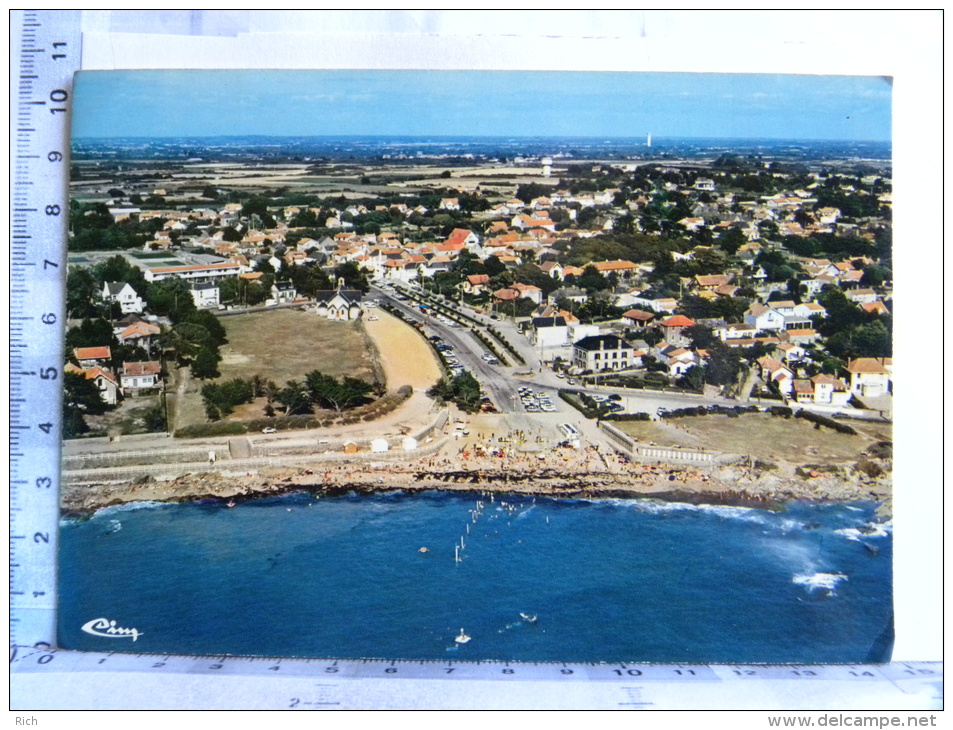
[402,436,418,451]
[370,438,389,453]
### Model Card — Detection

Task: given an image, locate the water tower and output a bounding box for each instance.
[541,156,553,177]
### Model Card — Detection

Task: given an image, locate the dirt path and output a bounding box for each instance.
[297,309,445,439]
[363,308,441,392]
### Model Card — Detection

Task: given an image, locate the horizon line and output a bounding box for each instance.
[72,134,893,144]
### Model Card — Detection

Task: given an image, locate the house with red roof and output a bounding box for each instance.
[622,309,656,328]
[65,363,120,405]
[73,347,111,369]
[756,356,794,395]
[792,374,851,406]
[846,358,892,398]
[463,274,490,295]
[659,314,696,345]
[121,361,162,391]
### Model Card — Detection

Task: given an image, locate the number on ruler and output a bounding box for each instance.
[33,532,49,544]
[36,477,51,489]
[48,151,63,162]
[52,41,66,60]
[49,89,68,115]
[40,367,57,380]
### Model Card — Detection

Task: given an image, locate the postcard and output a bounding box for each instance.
[57,69,894,664]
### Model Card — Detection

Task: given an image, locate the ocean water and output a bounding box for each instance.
[58,491,893,664]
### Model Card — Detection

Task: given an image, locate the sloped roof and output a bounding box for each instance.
[661,315,696,328]
[123,361,161,376]
[74,346,111,360]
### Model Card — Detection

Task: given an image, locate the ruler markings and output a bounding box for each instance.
[11,9,81,652]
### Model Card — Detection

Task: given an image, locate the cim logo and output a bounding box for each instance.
[81,618,143,642]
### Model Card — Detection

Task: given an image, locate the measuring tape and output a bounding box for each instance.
[10,9,82,651]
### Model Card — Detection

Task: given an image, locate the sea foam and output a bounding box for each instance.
[92,500,169,519]
[793,572,848,593]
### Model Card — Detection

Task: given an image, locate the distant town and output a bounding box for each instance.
[62,137,892,468]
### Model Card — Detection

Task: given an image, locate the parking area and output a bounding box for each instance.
[516,386,559,414]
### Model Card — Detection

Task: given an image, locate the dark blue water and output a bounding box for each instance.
[58,492,892,664]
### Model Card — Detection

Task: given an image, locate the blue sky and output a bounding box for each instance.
[72,70,891,141]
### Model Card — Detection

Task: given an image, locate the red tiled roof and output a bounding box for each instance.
[847,357,891,374]
[661,315,696,328]
[123,361,161,376]
[73,346,111,360]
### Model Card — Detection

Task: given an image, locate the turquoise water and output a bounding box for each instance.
[58,491,892,664]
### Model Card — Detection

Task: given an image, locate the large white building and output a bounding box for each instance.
[572,334,635,372]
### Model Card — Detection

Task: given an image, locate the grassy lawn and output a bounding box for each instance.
[614,413,881,464]
[217,309,377,385]
[173,309,380,428]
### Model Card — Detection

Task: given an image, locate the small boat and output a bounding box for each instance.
[519,613,537,624]
[455,629,471,644]
[227,500,236,508]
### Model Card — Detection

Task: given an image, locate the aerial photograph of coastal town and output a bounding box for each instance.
[58,70,894,664]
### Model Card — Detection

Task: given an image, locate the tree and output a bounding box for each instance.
[275,380,312,415]
[191,346,221,379]
[62,370,109,438]
[65,318,117,353]
[577,265,609,292]
[716,226,746,256]
[66,266,102,319]
[427,371,482,412]
[184,310,227,348]
[305,370,374,411]
[161,322,210,364]
[222,226,242,242]
[145,278,197,323]
[333,261,370,292]
[678,365,705,391]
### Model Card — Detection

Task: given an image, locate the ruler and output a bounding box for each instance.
[9,9,82,651]
[10,649,943,710]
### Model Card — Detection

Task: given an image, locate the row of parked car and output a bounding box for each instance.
[429,335,466,377]
[588,392,626,413]
[518,386,558,413]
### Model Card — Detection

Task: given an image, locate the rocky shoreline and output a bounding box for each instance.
[60,457,893,520]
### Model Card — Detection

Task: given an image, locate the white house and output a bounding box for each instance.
[66,364,120,405]
[102,282,144,314]
[120,361,161,391]
[314,289,363,321]
[188,281,220,309]
[744,302,787,332]
[846,358,892,398]
[531,317,569,348]
[572,334,635,372]
[271,280,297,304]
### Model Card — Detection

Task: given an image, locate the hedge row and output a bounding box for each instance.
[486,327,526,365]
[794,409,858,435]
[468,328,510,366]
[659,404,762,419]
[604,412,652,422]
[174,386,412,439]
[557,389,601,419]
